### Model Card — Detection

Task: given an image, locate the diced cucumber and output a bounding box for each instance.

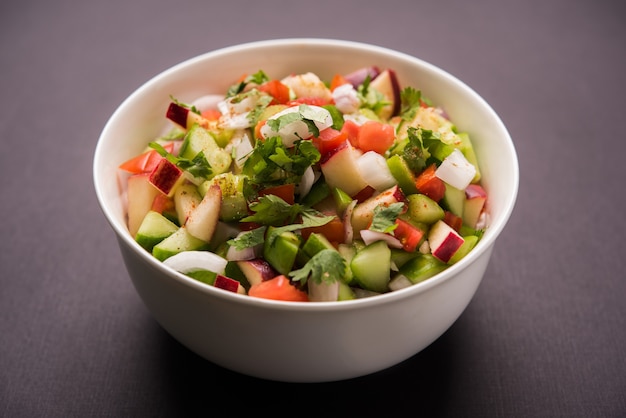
[302,233,336,258]
[407,193,445,225]
[337,281,356,301]
[387,154,419,196]
[180,124,232,176]
[442,183,465,218]
[152,226,210,261]
[199,173,248,221]
[331,187,353,216]
[134,210,179,251]
[263,227,301,275]
[457,132,481,182]
[185,270,217,285]
[399,254,447,284]
[301,179,330,207]
[350,240,391,293]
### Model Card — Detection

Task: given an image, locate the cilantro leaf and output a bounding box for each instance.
[369,202,405,233]
[289,249,347,285]
[149,142,213,180]
[400,87,421,123]
[227,226,267,250]
[241,194,335,228]
[265,104,328,138]
[226,70,270,97]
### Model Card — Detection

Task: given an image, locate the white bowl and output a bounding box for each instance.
[93,38,518,382]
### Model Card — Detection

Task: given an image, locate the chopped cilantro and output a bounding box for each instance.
[369,202,405,233]
[226,70,270,97]
[227,226,267,250]
[289,249,347,285]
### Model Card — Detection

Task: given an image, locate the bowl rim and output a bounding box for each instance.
[93,37,519,311]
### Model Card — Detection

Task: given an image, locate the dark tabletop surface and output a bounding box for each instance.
[2,0,625,416]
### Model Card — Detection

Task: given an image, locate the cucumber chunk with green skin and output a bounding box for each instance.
[331,187,353,216]
[302,233,336,258]
[263,227,301,275]
[199,173,248,221]
[441,183,465,218]
[399,254,447,284]
[407,193,445,225]
[152,227,210,261]
[350,240,391,293]
[186,270,217,285]
[337,281,356,301]
[135,210,179,251]
[180,124,232,176]
[387,154,418,195]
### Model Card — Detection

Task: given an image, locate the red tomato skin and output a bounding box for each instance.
[415,164,446,202]
[248,275,309,302]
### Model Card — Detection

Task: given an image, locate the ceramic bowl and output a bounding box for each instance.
[93,38,518,382]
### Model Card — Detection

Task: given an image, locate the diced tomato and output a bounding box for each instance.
[330,73,350,91]
[118,142,175,174]
[248,275,309,302]
[151,193,175,215]
[286,97,332,107]
[258,183,296,205]
[415,164,446,202]
[254,119,267,140]
[393,219,424,252]
[301,216,345,244]
[258,79,291,105]
[312,127,348,156]
[340,119,361,148]
[444,211,463,232]
[201,109,221,120]
[356,120,395,154]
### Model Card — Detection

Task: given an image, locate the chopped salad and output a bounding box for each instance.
[118,66,488,302]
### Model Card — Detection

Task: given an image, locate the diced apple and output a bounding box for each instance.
[351,185,406,234]
[463,184,487,228]
[435,149,477,191]
[149,158,184,197]
[166,102,212,130]
[214,274,246,294]
[236,258,277,286]
[127,173,161,237]
[428,220,465,263]
[368,69,401,119]
[320,141,367,197]
[185,184,222,242]
[174,183,201,226]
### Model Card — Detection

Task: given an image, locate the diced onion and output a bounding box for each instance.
[356,151,397,191]
[360,229,403,249]
[163,251,228,274]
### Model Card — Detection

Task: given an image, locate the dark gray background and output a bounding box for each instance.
[1,0,625,416]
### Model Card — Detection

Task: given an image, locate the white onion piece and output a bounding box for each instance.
[388,274,413,291]
[356,151,397,191]
[360,229,403,249]
[332,83,360,114]
[435,149,476,190]
[343,199,358,244]
[229,131,253,169]
[163,251,228,274]
[298,166,315,198]
[308,279,340,302]
[226,245,256,261]
[191,94,225,112]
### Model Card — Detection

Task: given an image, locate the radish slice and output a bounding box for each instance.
[356,151,397,191]
[360,229,403,249]
[163,251,228,274]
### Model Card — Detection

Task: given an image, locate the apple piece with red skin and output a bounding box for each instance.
[185,184,222,243]
[214,274,246,294]
[428,220,465,263]
[149,158,184,197]
[127,173,161,237]
[320,141,368,197]
[351,185,407,235]
[166,102,212,130]
[343,66,381,88]
[463,184,487,229]
[368,69,401,119]
[173,183,201,226]
[236,258,277,286]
